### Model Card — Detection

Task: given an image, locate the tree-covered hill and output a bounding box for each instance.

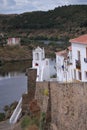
[0,5,87,39]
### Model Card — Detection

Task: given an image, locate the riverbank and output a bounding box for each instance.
[0,101,18,122]
[0,45,32,63]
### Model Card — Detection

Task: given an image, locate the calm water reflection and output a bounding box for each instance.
[0,61,31,112]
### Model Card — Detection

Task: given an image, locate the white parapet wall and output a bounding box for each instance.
[9,97,22,124]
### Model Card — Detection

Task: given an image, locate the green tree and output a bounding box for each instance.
[0,35,7,46]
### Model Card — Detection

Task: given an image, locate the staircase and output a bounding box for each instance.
[9,98,22,124]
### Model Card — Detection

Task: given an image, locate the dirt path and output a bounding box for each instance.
[0,120,12,130]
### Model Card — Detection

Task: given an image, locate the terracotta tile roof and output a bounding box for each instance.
[56,50,67,58]
[69,34,87,44]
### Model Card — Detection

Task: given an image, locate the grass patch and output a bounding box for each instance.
[21,116,39,130]
[21,116,31,129]
[0,113,5,122]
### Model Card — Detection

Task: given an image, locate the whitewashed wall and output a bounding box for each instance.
[72,43,87,81]
[56,54,73,82]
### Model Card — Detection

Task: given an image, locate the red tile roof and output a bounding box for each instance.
[69,34,87,44]
[56,50,67,58]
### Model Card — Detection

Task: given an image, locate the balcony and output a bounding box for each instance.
[76,60,81,69]
[84,58,87,63]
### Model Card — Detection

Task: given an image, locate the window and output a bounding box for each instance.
[86,48,87,58]
[85,71,87,79]
[77,51,80,61]
[35,63,38,66]
[36,53,39,60]
[42,52,43,60]
[74,69,76,79]
[78,71,82,80]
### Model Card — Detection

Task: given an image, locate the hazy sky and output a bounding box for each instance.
[0,0,87,14]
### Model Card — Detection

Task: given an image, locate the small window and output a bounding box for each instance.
[36,53,39,60]
[74,69,76,79]
[77,51,80,61]
[86,48,87,58]
[42,52,43,60]
[78,71,81,80]
[85,71,87,79]
[35,63,38,66]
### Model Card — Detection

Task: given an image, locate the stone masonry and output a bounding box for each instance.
[35,81,87,130]
[22,69,87,130]
[51,82,87,130]
[35,82,49,112]
[22,68,37,114]
[26,68,37,93]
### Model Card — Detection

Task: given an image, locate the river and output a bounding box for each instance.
[0,61,31,112]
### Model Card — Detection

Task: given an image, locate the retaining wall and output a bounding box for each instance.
[35,82,49,113]
[50,82,87,130]
[35,81,87,130]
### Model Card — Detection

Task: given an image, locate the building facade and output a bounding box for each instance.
[33,35,87,82]
[7,38,20,45]
[70,34,87,82]
[56,48,73,82]
[56,34,87,82]
[32,46,56,81]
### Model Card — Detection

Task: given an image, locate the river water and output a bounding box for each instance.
[0,61,31,112]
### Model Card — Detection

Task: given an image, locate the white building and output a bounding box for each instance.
[69,34,87,82]
[32,46,56,81]
[7,38,20,46]
[33,34,87,83]
[56,34,87,82]
[56,47,73,82]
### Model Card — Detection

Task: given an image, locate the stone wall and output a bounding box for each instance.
[35,82,49,113]
[22,70,87,130]
[22,68,37,114]
[26,68,37,93]
[50,82,87,130]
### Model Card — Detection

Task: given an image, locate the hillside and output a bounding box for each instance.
[0,46,32,62]
[0,5,87,39]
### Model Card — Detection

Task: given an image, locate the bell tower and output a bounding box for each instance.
[32,46,45,68]
[32,46,45,81]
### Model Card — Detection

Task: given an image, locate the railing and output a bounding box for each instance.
[9,97,22,124]
[76,60,81,69]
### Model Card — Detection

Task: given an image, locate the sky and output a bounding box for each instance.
[0,0,87,14]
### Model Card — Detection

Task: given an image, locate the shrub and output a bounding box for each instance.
[0,113,5,121]
[50,74,57,78]
[3,105,9,112]
[44,89,49,96]
[21,116,31,129]
[21,116,39,130]
[26,124,39,130]
[39,112,46,130]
